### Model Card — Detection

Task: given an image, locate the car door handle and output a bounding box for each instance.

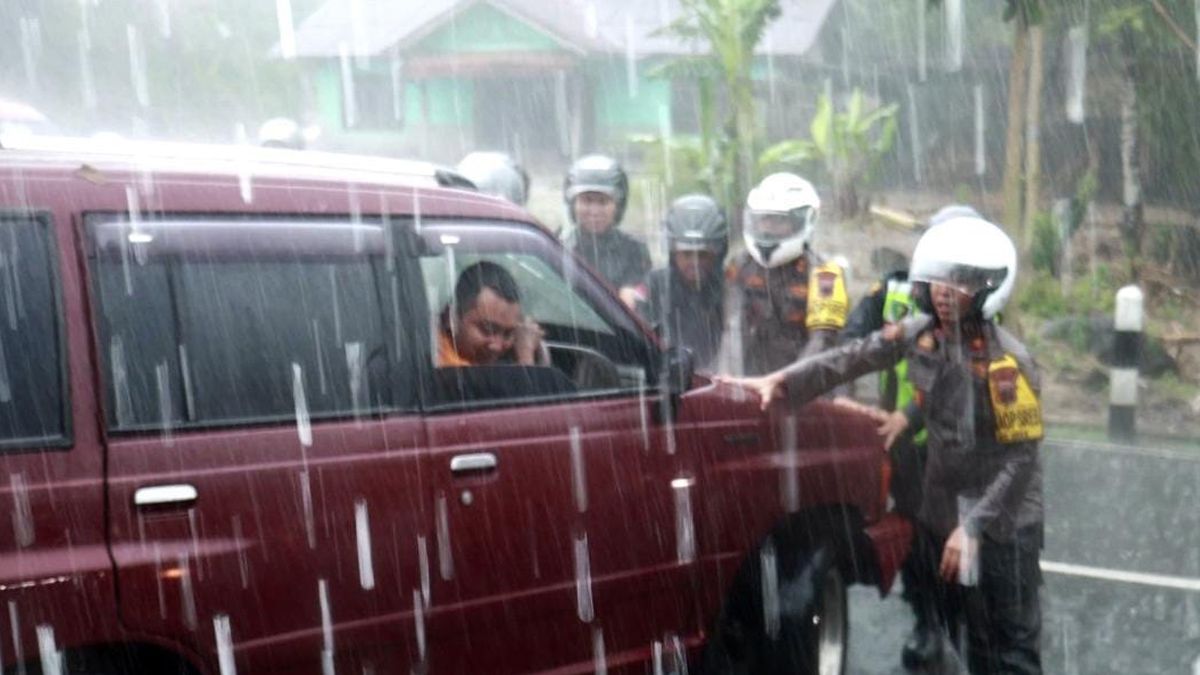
[133,484,199,508]
[450,453,498,474]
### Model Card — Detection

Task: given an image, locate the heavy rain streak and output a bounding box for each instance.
[3,1,1200,674]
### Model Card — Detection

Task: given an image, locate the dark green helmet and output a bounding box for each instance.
[663,194,727,251]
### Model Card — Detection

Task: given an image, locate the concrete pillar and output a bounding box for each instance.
[1109,285,1143,442]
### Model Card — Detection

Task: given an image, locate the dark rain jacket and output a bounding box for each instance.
[781,315,1044,543]
[636,267,725,370]
[567,229,651,290]
[726,249,842,375]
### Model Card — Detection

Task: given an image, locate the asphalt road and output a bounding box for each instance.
[846,437,1200,675]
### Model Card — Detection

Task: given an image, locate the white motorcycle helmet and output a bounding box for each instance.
[743,173,821,268]
[457,151,530,205]
[909,215,1016,320]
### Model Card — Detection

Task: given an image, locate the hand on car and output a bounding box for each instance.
[716,372,785,411]
[514,317,545,365]
[939,525,979,584]
[877,410,910,450]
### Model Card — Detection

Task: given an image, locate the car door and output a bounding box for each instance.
[88,207,431,674]
[413,221,701,674]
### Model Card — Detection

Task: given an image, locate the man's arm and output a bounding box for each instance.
[779,317,922,405]
[841,281,887,341]
[961,441,1039,538]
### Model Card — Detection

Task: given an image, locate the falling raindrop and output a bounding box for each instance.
[19,16,40,93]
[672,478,695,564]
[412,589,426,662]
[570,425,587,513]
[154,0,171,38]
[350,0,369,68]
[339,43,358,129]
[111,337,134,427]
[389,52,404,121]
[906,82,923,183]
[417,535,431,608]
[974,84,986,177]
[780,415,799,513]
[584,2,598,40]
[354,497,376,591]
[574,532,594,623]
[436,492,454,580]
[665,633,687,675]
[943,0,963,72]
[35,625,62,675]
[652,640,664,675]
[276,0,297,60]
[78,29,96,110]
[658,104,673,189]
[345,342,366,420]
[179,556,198,631]
[178,344,195,420]
[155,361,174,446]
[293,363,312,449]
[625,15,639,98]
[0,330,13,404]
[126,24,150,108]
[153,544,167,618]
[234,124,254,204]
[1065,24,1088,124]
[636,369,650,450]
[11,473,35,548]
[232,516,250,590]
[297,471,318,549]
[760,539,780,640]
[319,579,335,675]
[214,614,237,675]
[591,628,607,675]
[8,602,25,673]
[915,0,927,82]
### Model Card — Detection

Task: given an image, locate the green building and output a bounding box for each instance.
[290,0,838,168]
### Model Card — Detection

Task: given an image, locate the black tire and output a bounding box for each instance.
[701,541,848,675]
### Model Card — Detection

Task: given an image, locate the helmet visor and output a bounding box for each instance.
[910,258,1008,296]
[746,207,813,245]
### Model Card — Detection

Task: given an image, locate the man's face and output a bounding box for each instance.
[755,214,795,239]
[573,192,618,234]
[671,249,717,288]
[930,281,975,326]
[453,287,522,364]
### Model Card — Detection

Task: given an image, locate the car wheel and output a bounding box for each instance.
[701,541,848,675]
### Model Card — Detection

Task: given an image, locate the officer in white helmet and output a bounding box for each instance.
[726,173,850,374]
[456,152,530,206]
[726,216,1044,674]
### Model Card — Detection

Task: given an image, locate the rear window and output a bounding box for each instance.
[87,215,417,432]
[0,212,68,448]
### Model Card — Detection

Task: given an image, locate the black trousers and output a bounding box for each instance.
[889,438,928,610]
[909,524,1043,675]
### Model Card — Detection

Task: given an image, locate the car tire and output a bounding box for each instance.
[701,541,848,675]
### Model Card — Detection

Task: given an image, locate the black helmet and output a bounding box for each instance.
[457,151,530,205]
[563,154,628,226]
[664,194,727,252]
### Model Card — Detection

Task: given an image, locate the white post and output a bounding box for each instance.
[1109,285,1143,442]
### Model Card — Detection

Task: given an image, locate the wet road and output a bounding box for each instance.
[847,437,1200,675]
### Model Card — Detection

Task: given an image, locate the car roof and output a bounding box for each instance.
[0,135,537,224]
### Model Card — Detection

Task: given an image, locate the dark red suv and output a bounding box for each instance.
[0,138,909,675]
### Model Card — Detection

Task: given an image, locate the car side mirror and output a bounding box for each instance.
[662,345,695,396]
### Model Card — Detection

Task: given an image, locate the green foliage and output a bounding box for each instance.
[656,0,783,226]
[1030,212,1059,275]
[758,88,897,214]
[1017,269,1118,320]
[628,134,713,198]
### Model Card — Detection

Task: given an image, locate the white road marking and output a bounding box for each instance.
[1041,560,1200,592]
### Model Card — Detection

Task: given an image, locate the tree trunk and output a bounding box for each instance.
[1002,21,1030,236]
[1118,25,1144,279]
[1022,24,1044,247]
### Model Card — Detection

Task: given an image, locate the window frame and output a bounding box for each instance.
[412,219,665,415]
[0,209,72,452]
[84,211,423,435]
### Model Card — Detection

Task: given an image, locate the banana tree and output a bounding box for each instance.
[657,0,782,239]
[758,89,898,218]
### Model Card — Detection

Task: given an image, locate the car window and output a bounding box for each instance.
[0,212,68,448]
[418,222,655,408]
[87,215,415,432]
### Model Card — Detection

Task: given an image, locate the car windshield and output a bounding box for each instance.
[3,2,1199,674]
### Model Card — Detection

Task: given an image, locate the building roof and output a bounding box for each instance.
[290,0,838,59]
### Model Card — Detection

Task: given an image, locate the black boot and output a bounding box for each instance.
[901,615,943,669]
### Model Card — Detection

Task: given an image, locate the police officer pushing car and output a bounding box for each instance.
[725,215,1045,674]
